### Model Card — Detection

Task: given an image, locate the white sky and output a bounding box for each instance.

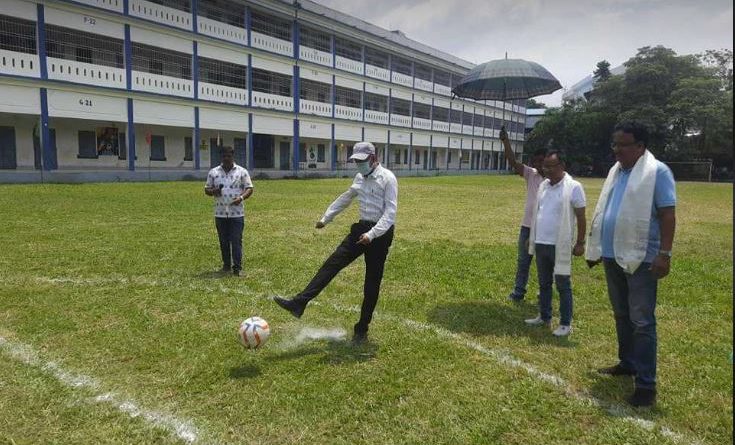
[313,0,734,106]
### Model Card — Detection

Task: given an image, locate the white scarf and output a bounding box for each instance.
[529,173,577,276]
[586,150,658,274]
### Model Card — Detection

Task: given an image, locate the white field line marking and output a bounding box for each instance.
[0,336,200,444]
[17,275,705,445]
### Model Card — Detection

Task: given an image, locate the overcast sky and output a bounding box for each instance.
[312,0,733,106]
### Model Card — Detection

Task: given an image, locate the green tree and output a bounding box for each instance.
[593,60,612,83]
[526,98,547,109]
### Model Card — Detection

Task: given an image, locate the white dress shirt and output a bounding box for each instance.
[205,164,253,218]
[320,164,398,240]
[534,177,586,245]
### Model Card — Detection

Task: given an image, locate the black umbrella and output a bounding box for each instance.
[452,56,562,134]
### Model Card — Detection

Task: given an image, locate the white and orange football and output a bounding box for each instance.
[238,317,270,349]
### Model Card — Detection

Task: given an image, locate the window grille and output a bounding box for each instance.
[364,47,388,68]
[390,97,411,116]
[449,107,462,124]
[301,26,330,52]
[413,102,431,120]
[391,55,412,75]
[250,10,291,41]
[198,0,245,26]
[147,0,190,12]
[132,42,191,79]
[462,111,474,126]
[0,14,36,54]
[46,25,124,68]
[335,37,361,61]
[199,57,247,88]
[335,86,362,108]
[474,114,484,128]
[432,106,449,122]
[251,67,292,96]
[300,78,331,103]
[414,63,431,82]
[364,92,387,112]
[433,70,450,87]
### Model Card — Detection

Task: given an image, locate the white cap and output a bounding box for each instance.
[349,142,376,161]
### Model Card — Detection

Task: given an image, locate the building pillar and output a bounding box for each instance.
[127,98,136,171]
[193,106,200,170]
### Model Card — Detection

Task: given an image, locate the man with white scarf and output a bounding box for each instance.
[586,121,676,408]
[525,150,587,337]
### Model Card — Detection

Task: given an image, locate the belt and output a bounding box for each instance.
[358,219,378,227]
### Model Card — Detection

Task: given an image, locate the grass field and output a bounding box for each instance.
[0,175,731,445]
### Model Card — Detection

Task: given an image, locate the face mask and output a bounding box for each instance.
[356,161,373,176]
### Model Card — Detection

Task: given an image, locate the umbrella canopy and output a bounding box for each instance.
[452,58,562,101]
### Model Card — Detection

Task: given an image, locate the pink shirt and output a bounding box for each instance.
[522,165,544,228]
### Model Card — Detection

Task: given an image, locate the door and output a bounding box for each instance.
[234,137,247,167]
[423,150,428,170]
[279,141,290,170]
[210,138,222,167]
[0,126,17,169]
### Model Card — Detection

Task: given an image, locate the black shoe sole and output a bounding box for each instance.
[273,297,304,319]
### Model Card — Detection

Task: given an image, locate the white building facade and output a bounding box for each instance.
[0,0,526,181]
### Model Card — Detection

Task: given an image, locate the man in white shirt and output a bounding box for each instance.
[525,150,586,337]
[274,142,398,343]
[204,146,253,277]
[500,126,547,302]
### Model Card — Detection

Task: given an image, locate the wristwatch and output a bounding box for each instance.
[658,250,673,258]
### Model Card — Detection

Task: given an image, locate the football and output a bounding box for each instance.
[238,317,270,349]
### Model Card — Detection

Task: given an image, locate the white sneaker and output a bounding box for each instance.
[524,316,551,327]
[553,325,573,337]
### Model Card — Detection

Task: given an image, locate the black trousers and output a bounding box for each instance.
[294,221,394,334]
[215,217,244,272]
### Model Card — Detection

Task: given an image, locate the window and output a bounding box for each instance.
[390,97,411,116]
[150,135,166,161]
[317,144,325,162]
[492,116,502,129]
[251,68,292,96]
[484,114,494,129]
[0,15,36,54]
[77,131,97,159]
[365,47,388,68]
[199,57,247,88]
[434,70,450,87]
[432,106,449,122]
[301,26,330,52]
[449,108,462,124]
[403,149,408,164]
[394,149,400,165]
[250,10,291,41]
[132,43,191,79]
[198,0,245,27]
[414,64,432,82]
[450,73,461,88]
[335,37,362,61]
[462,111,474,126]
[335,86,362,108]
[391,56,412,76]
[184,136,193,161]
[148,0,190,12]
[448,150,452,163]
[364,92,388,113]
[300,78,331,103]
[414,150,420,164]
[413,103,431,120]
[118,132,127,160]
[299,142,307,163]
[46,25,124,68]
[474,114,484,128]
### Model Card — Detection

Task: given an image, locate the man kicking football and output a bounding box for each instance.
[273,142,398,343]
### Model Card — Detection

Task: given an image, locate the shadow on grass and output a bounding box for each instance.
[427,300,578,348]
[194,270,230,280]
[270,339,378,365]
[228,363,262,379]
[586,370,668,420]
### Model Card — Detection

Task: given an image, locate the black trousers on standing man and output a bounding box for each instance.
[293,220,394,335]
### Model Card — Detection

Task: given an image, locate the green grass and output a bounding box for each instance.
[0,175,731,445]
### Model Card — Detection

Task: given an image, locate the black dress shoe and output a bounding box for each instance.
[627,387,656,407]
[233,269,241,277]
[273,297,305,319]
[597,364,636,376]
[352,324,368,344]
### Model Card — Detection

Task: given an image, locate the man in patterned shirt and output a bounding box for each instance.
[204,146,253,277]
[274,142,398,343]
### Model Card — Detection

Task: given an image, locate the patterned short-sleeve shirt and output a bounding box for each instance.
[205,164,253,218]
